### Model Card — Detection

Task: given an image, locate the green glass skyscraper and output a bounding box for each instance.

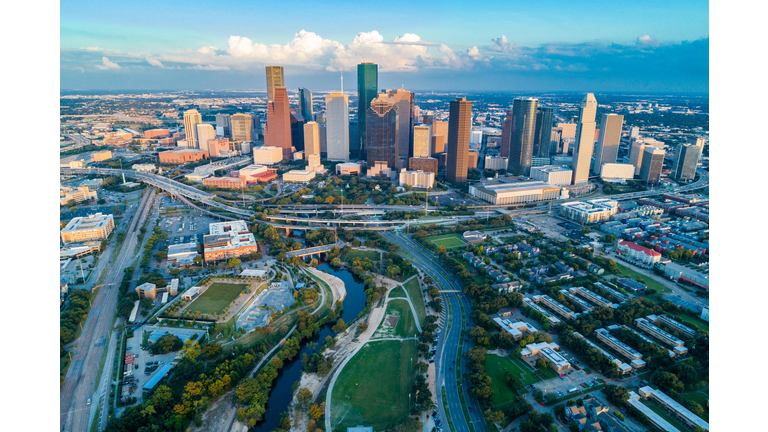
[357,62,378,160]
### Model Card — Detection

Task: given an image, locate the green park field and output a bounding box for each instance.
[427,233,467,249]
[484,354,545,409]
[331,340,417,432]
[185,282,248,315]
[340,248,379,263]
[403,277,427,326]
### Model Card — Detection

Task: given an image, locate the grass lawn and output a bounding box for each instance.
[374,299,418,338]
[186,282,248,315]
[340,248,379,264]
[614,263,672,293]
[331,340,417,432]
[484,355,525,410]
[427,233,467,249]
[403,277,426,326]
[670,313,709,333]
[508,355,557,382]
[682,392,710,421]
[389,286,406,298]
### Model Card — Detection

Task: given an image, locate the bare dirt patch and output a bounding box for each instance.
[383,314,400,328]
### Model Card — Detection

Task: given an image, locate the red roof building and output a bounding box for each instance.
[617,240,661,266]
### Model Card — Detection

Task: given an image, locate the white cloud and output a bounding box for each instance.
[80,46,104,51]
[637,34,660,48]
[488,35,516,53]
[467,46,482,60]
[95,57,120,70]
[187,64,231,71]
[146,57,167,68]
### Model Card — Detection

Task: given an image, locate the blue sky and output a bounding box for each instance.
[60,0,709,92]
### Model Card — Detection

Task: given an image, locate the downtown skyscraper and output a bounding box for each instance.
[325,92,350,161]
[446,97,472,183]
[533,106,554,158]
[231,113,253,142]
[266,66,284,102]
[299,88,313,121]
[507,98,538,176]
[387,89,415,160]
[592,113,624,175]
[183,109,202,149]
[672,143,701,181]
[357,62,378,159]
[264,87,293,160]
[571,93,598,184]
[366,93,398,169]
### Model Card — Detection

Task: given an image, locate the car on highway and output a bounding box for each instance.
[86,398,91,405]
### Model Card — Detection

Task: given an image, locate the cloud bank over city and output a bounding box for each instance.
[61,29,708,92]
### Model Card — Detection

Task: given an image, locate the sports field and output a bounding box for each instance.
[427,233,467,249]
[186,282,248,315]
[331,340,417,432]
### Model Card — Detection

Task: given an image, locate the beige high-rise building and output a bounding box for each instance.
[593,114,624,175]
[183,109,202,149]
[195,123,216,153]
[571,93,598,184]
[304,121,320,156]
[231,113,253,142]
[386,89,414,159]
[266,66,284,103]
[432,120,448,154]
[413,125,431,158]
[557,122,577,140]
[325,92,349,161]
[60,213,115,244]
[629,138,664,175]
[446,97,472,183]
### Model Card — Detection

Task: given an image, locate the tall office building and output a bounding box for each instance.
[183,109,202,149]
[639,147,665,185]
[413,125,432,158]
[507,98,539,176]
[290,110,306,152]
[299,88,313,121]
[446,97,472,183]
[325,92,350,161]
[386,89,415,159]
[629,126,640,139]
[533,106,554,158]
[264,87,293,160]
[195,123,216,153]
[629,138,664,175]
[672,143,701,181]
[348,119,358,155]
[500,110,512,158]
[231,113,253,142]
[423,114,435,125]
[265,66,284,102]
[689,137,706,163]
[304,121,320,156]
[571,93,598,184]
[250,113,261,139]
[432,120,448,155]
[366,93,398,168]
[592,113,624,174]
[357,63,378,159]
[215,113,231,138]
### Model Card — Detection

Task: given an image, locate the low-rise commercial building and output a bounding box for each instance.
[469,180,561,205]
[492,317,537,341]
[203,220,259,262]
[182,286,202,300]
[628,391,683,432]
[283,169,316,183]
[144,129,170,139]
[637,387,709,431]
[484,155,508,171]
[662,262,709,290]
[336,162,362,176]
[520,342,571,372]
[560,199,619,224]
[530,165,573,186]
[135,279,179,300]
[159,148,209,164]
[617,240,662,266]
[595,329,645,367]
[253,146,284,165]
[60,242,101,259]
[522,298,561,325]
[399,169,435,188]
[616,278,646,292]
[599,163,635,181]
[61,213,114,244]
[203,176,248,189]
[647,314,697,338]
[569,287,614,308]
[533,294,576,320]
[634,318,687,354]
[168,242,199,265]
[60,185,97,205]
[462,231,487,244]
[235,164,278,183]
[571,332,633,375]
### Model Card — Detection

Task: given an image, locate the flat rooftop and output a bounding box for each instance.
[61,213,113,233]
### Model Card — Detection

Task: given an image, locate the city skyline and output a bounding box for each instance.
[60,1,708,92]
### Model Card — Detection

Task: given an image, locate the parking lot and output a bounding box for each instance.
[533,368,599,396]
[120,326,183,404]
